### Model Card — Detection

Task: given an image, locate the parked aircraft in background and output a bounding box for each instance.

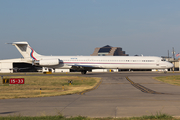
[9,42,173,74]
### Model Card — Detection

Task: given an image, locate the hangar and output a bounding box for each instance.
[0,58,41,73]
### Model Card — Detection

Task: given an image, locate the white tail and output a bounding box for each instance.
[11,42,41,60]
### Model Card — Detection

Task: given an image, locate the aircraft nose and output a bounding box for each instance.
[168,62,174,68]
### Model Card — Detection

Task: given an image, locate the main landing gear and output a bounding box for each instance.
[81,70,87,74]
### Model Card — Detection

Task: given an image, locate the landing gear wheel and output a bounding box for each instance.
[81,70,87,74]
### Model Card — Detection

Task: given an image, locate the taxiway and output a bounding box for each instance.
[1,72,180,117]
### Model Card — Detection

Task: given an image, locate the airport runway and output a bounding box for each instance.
[1,72,180,117]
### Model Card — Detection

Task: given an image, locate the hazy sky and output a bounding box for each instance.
[1,0,180,59]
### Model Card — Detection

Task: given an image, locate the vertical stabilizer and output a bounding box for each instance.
[11,42,41,60]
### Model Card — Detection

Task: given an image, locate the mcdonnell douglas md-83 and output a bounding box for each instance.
[9,42,173,74]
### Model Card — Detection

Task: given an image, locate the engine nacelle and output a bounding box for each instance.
[35,59,60,66]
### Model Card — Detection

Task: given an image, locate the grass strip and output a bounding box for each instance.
[154,75,180,86]
[0,113,175,120]
[0,76,100,99]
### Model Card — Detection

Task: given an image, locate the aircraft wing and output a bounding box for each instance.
[71,64,102,71]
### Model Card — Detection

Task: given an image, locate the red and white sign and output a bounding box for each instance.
[9,78,25,84]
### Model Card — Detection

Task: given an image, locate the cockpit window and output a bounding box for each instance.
[161,58,166,61]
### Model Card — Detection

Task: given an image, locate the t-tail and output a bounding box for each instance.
[10,42,42,60]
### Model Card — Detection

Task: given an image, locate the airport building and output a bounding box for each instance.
[91,45,129,56]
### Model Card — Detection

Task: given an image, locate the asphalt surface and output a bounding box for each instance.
[1,72,180,117]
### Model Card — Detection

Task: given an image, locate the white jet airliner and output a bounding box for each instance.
[10,42,173,74]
